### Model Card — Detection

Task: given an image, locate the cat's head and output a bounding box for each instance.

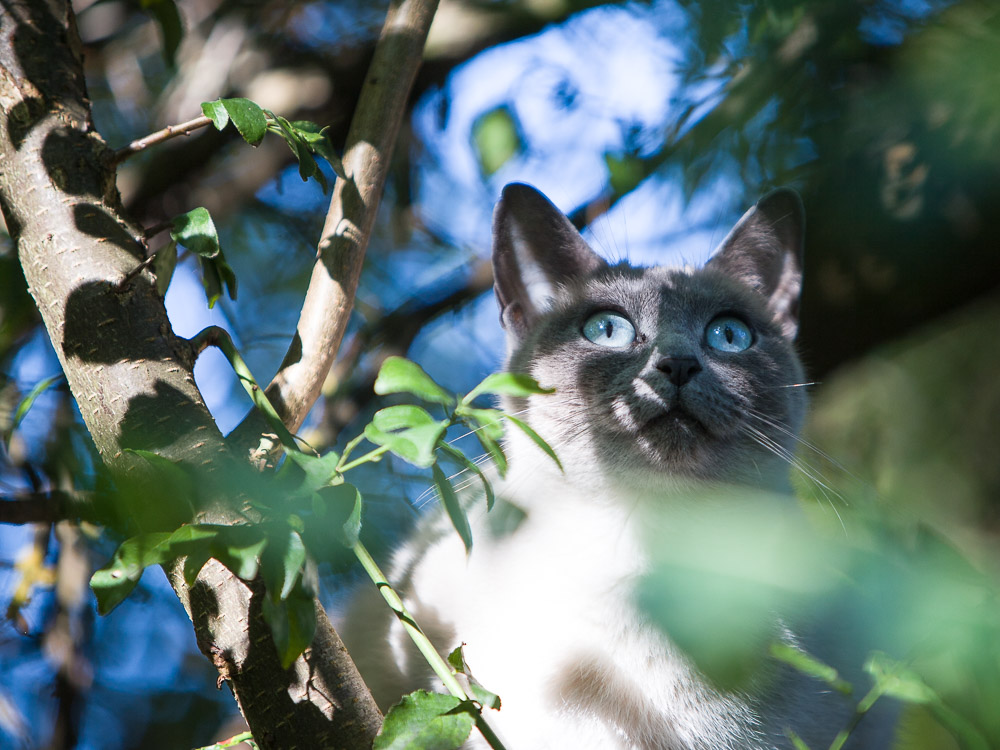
[492,183,807,492]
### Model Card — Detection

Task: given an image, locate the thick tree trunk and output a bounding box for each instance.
[0,3,381,747]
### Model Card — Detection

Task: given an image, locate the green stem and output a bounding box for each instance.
[351,541,508,750]
[337,444,388,473]
[827,684,882,750]
[192,326,298,451]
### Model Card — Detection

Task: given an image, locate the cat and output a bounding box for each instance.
[343,184,896,749]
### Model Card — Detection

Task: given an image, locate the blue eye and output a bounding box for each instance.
[583,311,636,348]
[705,316,753,352]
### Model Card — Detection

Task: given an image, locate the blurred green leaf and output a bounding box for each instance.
[472,106,522,177]
[260,526,306,602]
[770,642,852,695]
[262,583,316,669]
[374,691,475,750]
[140,0,182,67]
[313,483,363,548]
[4,374,62,442]
[374,357,455,406]
[286,450,341,494]
[433,464,472,554]
[90,532,173,614]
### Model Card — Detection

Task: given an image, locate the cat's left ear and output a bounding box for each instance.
[707,188,804,339]
[492,183,607,339]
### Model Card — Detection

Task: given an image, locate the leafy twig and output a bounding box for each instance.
[113,115,213,165]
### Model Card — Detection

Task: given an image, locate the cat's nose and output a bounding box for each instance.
[655,356,702,387]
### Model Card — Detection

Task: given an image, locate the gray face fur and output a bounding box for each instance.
[492,183,807,491]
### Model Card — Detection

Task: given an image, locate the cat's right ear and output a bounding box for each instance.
[492,183,607,338]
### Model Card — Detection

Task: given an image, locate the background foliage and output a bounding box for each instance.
[1,0,998,748]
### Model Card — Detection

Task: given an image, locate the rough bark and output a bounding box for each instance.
[0,2,381,747]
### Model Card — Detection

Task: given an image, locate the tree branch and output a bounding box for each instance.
[229,0,442,453]
[112,115,213,165]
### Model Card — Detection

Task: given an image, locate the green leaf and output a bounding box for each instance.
[364,420,449,469]
[212,525,268,581]
[503,414,562,471]
[140,0,182,67]
[455,406,504,441]
[474,429,507,478]
[784,729,813,750]
[268,113,328,192]
[286,450,341,494]
[863,652,938,705]
[472,106,522,177]
[220,98,268,146]
[291,120,346,178]
[374,691,475,750]
[446,645,501,710]
[462,372,553,404]
[373,404,437,431]
[433,464,472,554]
[438,443,495,512]
[170,207,220,258]
[769,642,852,695]
[261,526,306,601]
[198,254,237,308]
[262,583,317,669]
[153,241,178,296]
[314,483,363,548]
[125,449,195,506]
[90,532,173,614]
[201,100,229,131]
[6,374,62,440]
[374,357,455,406]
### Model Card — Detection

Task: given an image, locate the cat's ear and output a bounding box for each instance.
[492,183,607,338]
[707,188,804,339]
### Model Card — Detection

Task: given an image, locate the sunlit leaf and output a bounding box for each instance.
[374,691,475,750]
[447,645,501,710]
[5,374,62,441]
[170,207,220,258]
[363,420,448,468]
[220,98,268,146]
[201,99,229,131]
[373,404,437,431]
[374,357,454,406]
[455,406,504,441]
[286,450,341,495]
[462,372,553,404]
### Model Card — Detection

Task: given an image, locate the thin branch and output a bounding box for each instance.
[229,0,441,452]
[0,491,75,525]
[113,115,214,165]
